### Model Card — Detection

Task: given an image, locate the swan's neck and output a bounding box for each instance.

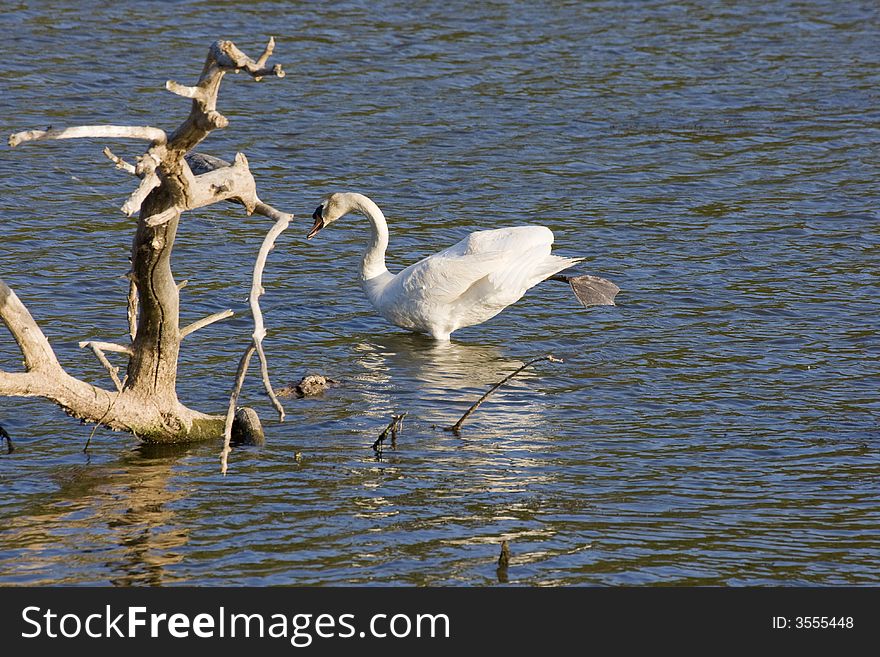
[351,194,390,281]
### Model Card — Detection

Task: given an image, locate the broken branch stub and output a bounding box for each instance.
[372,413,407,452]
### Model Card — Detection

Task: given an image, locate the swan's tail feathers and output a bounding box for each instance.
[563,274,620,307]
[525,254,584,289]
[487,252,583,301]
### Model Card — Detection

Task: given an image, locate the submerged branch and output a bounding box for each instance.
[372,413,407,452]
[445,355,564,435]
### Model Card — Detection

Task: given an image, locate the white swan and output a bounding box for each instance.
[308,192,618,341]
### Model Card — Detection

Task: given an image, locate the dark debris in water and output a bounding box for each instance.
[277,375,338,398]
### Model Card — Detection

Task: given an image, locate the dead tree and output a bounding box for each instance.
[1,39,290,443]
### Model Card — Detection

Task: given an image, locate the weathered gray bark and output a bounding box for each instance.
[2,39,289,443]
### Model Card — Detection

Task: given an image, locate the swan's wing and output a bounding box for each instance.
[468,227,582,300]
[396,226,576,306]
[397,249,513,304]
[439,225,555,258]
[486,248,583,300]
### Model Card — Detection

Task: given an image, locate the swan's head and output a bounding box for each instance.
[308,193,351,240]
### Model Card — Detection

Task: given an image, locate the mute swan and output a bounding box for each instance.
[308,192,618,341]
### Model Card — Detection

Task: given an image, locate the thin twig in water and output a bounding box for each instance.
[445,354,564,435]
[372,413,407,452]
[0,424,12,454]
[221,343,256,475]
[83,385,125,452]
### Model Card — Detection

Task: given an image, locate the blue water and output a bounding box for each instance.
[0,0,878,585]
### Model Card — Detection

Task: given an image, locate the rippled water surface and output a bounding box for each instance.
[1,1,878,585]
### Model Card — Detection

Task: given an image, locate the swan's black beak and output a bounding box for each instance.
[307,207,324,240]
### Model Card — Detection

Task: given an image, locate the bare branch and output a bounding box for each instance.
[445,355,564,434]
[220,198,291,471]
[103,147,137,174]
[0,371,43,396]
[79,341,124,392]
[181,309,233,339]
[248,202,291,421]
[77,340,132,355]
[0,280,62,374]
[144,207,179,227]
[9,125,166,148]
[121,172,161,217]
[184,152,257,215]
[254,36,276,69]
[211,38,285,80]
[164,39,284,157]
[222,343,255,475]
[165,80,206,100]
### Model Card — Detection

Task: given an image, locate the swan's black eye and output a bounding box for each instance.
[312,205,324,221]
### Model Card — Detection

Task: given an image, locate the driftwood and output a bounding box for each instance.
[2,39,289,443]
[445,355,563,434]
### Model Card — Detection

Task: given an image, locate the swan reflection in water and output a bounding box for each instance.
[350,333,555,435]
[345,335,580,580]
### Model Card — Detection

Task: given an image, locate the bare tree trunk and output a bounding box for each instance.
[126,188,183,411]
[3,39,289,443]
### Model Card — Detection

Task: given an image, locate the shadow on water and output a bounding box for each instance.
[0,442,203,586]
